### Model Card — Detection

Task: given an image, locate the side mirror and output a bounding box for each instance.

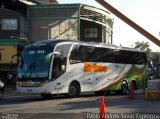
[9,58,14,66]
[45,52,61,64]
[9,54,21,66]
[45,53,54,64]
[9,55,16,66]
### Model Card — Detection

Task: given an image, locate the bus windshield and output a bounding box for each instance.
[18,47,52,79]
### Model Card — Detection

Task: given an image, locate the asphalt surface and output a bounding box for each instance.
[0,86,160,119]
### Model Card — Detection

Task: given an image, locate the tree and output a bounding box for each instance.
[134,41,152,54]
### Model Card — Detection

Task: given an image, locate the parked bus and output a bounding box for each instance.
[16,39,147,98]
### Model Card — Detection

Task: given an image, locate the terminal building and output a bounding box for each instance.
[0,0,113,83]
[28,4,113,43]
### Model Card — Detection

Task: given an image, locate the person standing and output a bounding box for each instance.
[0,79,5,98]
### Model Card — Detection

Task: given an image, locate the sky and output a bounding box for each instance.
[57,0,160,52]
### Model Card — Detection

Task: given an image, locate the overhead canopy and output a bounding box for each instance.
[0,0,39,14]
[0,39,29,46]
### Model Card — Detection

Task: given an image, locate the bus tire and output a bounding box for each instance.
[67,82,80,97]
[121,81,128,95]
[41,94,53,99]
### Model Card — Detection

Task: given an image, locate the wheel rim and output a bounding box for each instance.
[69,85,77,96]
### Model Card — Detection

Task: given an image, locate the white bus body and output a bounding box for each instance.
[17,40,147,98]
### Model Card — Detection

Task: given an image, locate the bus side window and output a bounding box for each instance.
[98,48,114,63]
[53,57,62,70]
[136,52,147,65]
[61,44,72,66]
[55,44,72,69]
[52,44,71,79]
[85,46,96,62]
[69,45,85,64]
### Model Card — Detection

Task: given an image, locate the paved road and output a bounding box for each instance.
[0,89,160,119]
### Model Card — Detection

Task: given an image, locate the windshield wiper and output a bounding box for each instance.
[19,59,24,68]
[29,64,32,80]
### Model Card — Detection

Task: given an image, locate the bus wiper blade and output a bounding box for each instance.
[29,64,32,80]
[20,59,24,68]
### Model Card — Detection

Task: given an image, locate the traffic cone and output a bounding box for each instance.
[99,96,106,119]
[128,82,135,99]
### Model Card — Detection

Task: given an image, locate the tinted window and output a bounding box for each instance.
[85,46,98,62]
[70,45,115,63]
[98,48,114,63]
[114,50,130,64]
[69,45,86,63]
[114,50,147,64]
[55,44,72,63]
[135,52,147,64]
[69,45,147,65]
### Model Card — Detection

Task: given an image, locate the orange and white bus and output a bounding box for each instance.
[17,39,147,98]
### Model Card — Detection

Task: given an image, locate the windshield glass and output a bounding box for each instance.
[18,46,52,79]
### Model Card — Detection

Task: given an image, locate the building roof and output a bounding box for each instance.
[0,0,58,15]
[0,0,28,14]
[32,0,59,4]
[0,39,29,46]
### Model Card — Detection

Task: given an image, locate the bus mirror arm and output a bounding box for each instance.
[9,57,13,66]
[45,52,61,64]
[45,53,54,64]
[9,54,21,66]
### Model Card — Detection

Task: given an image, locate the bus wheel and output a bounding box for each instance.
[67,83,80,97]
[41,94,53,99]
[121,81,128,94]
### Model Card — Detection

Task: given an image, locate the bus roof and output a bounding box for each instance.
[33,39,75,46]
[77,41,145,53]
[29,39,145,53]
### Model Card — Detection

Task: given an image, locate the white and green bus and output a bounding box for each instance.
[17,39,147,98]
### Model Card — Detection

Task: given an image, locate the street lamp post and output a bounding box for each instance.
[11,36,30,45]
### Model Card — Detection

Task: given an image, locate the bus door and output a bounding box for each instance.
[51,44,72,80]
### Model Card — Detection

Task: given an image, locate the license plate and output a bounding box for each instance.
[21,82,31,86]
[27,89,32,92]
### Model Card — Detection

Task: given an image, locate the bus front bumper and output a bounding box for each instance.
[16,86,50,94]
